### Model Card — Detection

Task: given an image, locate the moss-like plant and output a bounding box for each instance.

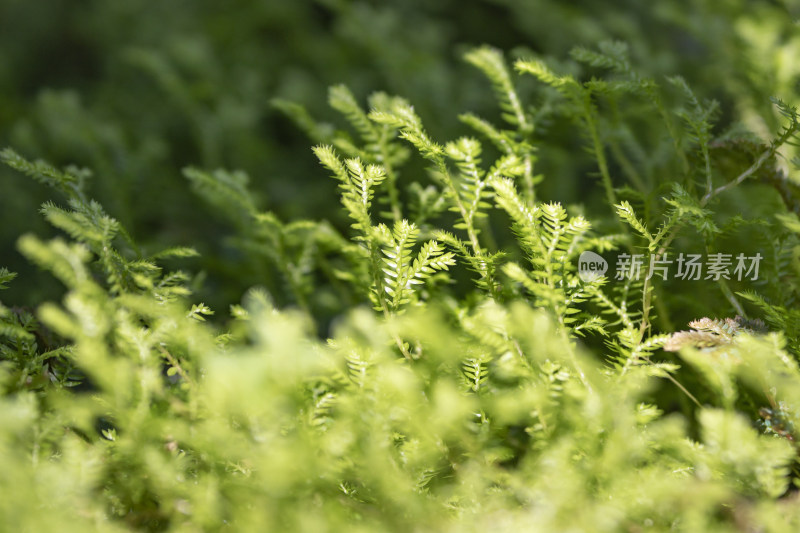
[4,18,800,533]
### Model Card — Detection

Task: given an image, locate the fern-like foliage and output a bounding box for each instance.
[0,147,89,202]
[2,150,211,402]
[515,55,619,208]
[315,147,386,239]
[369,98,506,293]
[490,176,612,332]
[377,220,455,312]
[668,76,719,195]
[5,29,800,531]
[187,163,360,313]
[0,267,81,392]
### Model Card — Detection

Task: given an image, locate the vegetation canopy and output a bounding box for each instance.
[2,1,800,531]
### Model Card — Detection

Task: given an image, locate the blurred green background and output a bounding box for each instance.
[1,0,798,313]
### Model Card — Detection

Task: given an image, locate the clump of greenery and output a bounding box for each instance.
[4,20,800,533]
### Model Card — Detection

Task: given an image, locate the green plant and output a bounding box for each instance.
[4,14,800,533]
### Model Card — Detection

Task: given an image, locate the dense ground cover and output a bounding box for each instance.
[3,1,800,531]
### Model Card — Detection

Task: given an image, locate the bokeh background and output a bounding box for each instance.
[1,0,798,314]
